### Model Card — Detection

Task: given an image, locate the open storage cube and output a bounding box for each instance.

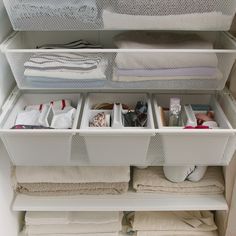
[1,31,236,91]
[0,91,82,165]
[80,93,155,165]
[153,93,236,165]
[3,0,236,30]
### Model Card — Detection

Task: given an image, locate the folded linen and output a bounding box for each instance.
[131,211,217,231]
[103,9,233,30]
[133,167,224,194]
[22,232,118,236]
[112,70,223,82]
[13,166,130,183]
[136,231,218,236]
[25,211,121,225]
[113,0,220,16]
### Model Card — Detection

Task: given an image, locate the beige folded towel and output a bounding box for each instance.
[22,232,118,236]
[133,167,224,194]
[13,166,130,183]
[136,231,218,236]
[15,182,129,196]
[131,211,217,232]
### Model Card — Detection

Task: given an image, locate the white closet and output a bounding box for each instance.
[0,1,236,236]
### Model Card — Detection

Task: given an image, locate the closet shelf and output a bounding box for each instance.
[13,192,228,212]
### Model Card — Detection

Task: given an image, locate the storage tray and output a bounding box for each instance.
[80,92,155,165]
[0,92,82,165]
[1,31,236,91]
[3,0,236,30]
[153,94,236,165]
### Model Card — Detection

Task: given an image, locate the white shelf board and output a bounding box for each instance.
[13,191,228,211]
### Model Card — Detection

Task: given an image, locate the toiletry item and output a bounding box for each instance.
[159,106,166,126]
[90,112,110,127]
[169,97,181,126]
[183,105,197,127]
[191,104,211,111]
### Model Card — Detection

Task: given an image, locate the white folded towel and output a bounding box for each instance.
[136,231,218,236]
[13,166,130,183]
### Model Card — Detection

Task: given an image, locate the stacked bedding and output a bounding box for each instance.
[102,0,233,30]
[21,211,122,235]
[113,32,222,83]
[13,166,130,195]
[127,211,218,236]
[24,40,108,88]
[133,166,224,194]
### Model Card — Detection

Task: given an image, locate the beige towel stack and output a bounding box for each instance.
[128,211,218,236]
[21,211,122,236]
[133,166,224,194]
[13,166,130,196]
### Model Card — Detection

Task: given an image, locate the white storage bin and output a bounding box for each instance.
[153,94,236,165]
[3,0,236,30]
[0,92,82,165]
[80,93,155,165]
[1,31,236,91]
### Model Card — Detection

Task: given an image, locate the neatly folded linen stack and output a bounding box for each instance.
[24,40,108,86]
[133,166,224,194]
[112,32,222,83]
[13,166,130,196]
[102,0,233,30]
[22,211,122,235]
[128,211,218,236]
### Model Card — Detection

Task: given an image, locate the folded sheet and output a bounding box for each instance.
[136,231,218,236]
[13,166,130,183]
[25,211,121,225]
[131,211,217,231]
[103,9,232,30]
[133,167,224,194]
[22,232,118,236]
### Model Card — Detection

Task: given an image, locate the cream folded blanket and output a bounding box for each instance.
[15,182,129,196]
[137,231,218,236]
[133,167,224,194]
[103,9,232,30]
[131,211,217,231]
[25,211,121,225]
[13,166,130,183]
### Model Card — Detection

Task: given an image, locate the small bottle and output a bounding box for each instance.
[169,97,181,126]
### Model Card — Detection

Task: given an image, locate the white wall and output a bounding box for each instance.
[0,1,21,236]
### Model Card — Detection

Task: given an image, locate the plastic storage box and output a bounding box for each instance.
[0,92,82,165]
[80,93,155,165]
[153,94,235,165]
[3,0,236,30]
[1,31,236,91]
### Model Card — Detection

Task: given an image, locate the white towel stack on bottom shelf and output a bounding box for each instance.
[22,211,123,236]
[128,211,218,236]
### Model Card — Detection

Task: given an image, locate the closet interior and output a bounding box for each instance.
[0,0,236,236]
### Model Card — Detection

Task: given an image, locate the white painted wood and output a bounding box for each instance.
[13,192,228,212]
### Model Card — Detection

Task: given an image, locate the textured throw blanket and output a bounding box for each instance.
[133,167,224,194]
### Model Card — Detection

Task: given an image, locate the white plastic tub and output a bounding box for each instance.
[0,91,82,165]
[3,0,236,30]
[1,31,236,91]
[80,93,155,165]
[153,94,235,165]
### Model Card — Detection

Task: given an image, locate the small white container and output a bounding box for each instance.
[0,92,82,165]
[80,93,155,165]
[153,94,235,165]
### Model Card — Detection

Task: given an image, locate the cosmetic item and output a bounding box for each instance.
[169,97,181,126]
[183,105,197,127]
[191,104,211,111]
[89,112,110,127]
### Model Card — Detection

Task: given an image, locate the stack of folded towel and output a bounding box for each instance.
[133,166,224,194]
[112,32,222,83]
[13,166,130,196]
[127,211,218,236]
[24,40,108,87]
[21,211,122,236]
[102,0,233,30]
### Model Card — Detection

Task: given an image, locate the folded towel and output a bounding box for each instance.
[22,232,118,236]
[25,211,121,225]
[133,167,224,194]
[113,0,220,16]
[103,9,232,30]
[15,182,129,196]
[136,231,218,236]
[131,211,217,231]
[13,166,130,183]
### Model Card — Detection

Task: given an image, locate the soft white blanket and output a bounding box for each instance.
[13,166,130,183]
[103,9,232,30]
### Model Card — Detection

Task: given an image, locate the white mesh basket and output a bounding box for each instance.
[3,0,236,30]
